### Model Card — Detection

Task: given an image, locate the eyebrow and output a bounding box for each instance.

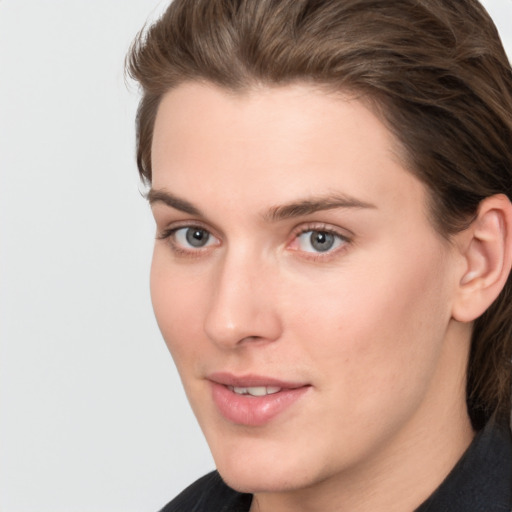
[264,194,376,222]
[147,188,375,221]
[147,189,202,216]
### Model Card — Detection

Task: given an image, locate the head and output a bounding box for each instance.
[128,0,512,430]
[128,2,512,506]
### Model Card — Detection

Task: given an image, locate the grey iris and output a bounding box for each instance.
[186,228,210,247]
[310,231,335,252]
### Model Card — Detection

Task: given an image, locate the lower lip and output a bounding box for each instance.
[210,382,310,426]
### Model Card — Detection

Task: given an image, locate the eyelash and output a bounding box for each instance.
[156,222,351,260]
[288,223,351,261]
[157,222,220,257]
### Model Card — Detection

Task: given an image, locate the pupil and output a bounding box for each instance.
[311,231,334,252]
[186,228,209,247]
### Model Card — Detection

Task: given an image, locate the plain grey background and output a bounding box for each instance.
[0,1,511,511]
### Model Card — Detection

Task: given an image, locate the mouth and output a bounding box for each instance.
[208,372,311,426]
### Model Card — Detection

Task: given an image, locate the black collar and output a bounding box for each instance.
[415,420,512,511]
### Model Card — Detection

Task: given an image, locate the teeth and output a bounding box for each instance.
[230,386,282,396]
[246,386,267,397]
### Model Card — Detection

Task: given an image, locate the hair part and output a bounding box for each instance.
[127,0,512,428]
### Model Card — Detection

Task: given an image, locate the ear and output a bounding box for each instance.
[452,194,512,322]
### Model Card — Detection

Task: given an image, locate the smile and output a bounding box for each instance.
[208,373,311,426]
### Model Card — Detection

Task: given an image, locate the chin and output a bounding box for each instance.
[218,463,315,495]
[210,440,327,495]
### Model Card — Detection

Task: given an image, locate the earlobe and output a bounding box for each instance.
[452,194,512,323]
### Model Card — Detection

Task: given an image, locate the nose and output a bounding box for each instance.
[203,250,282,348]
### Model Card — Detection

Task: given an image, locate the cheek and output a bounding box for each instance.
[286,243,452,409]
[150,249,207,363]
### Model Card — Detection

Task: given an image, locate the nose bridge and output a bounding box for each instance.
[204,244,281,347]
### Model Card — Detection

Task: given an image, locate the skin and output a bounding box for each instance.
[149,82,475,512]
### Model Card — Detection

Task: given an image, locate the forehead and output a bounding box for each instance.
[151,82,430,225]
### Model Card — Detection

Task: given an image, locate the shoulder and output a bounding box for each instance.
[158,471,252,512]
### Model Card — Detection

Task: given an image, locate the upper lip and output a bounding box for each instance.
[207,372,308,389]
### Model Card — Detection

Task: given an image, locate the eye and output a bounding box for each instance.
[295,229,347,253]
[173,227,216,249]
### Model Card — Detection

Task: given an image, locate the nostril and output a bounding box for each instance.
[204,308,282,348]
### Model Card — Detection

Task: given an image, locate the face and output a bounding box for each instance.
[149,83,468,498]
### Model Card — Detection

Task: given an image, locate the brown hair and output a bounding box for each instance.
[127,0,512,428]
